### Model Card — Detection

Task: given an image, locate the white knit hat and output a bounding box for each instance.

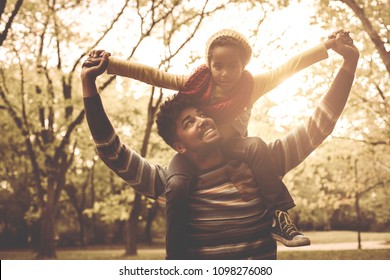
[205,29,252,66]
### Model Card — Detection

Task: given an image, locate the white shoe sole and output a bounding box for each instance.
[272,233,311,247]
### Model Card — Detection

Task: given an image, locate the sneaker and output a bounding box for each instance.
[271,210,310,247]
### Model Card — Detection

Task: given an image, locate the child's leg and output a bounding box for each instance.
[223,136,294,211]
[165,153,194,259]
[223,137,310,247]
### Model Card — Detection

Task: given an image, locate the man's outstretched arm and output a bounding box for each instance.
[268,33,359,176]
[81,53,167,199]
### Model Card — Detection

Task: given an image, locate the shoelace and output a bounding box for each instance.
[276,211,299,238]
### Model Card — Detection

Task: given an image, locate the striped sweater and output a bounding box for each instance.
[84,68,354,259]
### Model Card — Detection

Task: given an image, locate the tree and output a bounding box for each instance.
[0,117,32,248]
[0,0,138,259]
[63,161,94,246]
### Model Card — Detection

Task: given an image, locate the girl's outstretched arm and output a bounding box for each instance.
[107,56,189,91]
[250,41,331,104]
[88,49,189,90]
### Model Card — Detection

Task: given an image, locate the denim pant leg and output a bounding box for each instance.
[165,153,194,259]
[223,137,295,211]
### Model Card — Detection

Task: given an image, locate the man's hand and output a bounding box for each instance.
[334,32,359,59]
[334,32,359,75]
[81,51,111,81]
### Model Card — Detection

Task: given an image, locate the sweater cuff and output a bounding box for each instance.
[106,56,125,75]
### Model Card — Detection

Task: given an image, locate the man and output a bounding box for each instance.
[81,34,358,259]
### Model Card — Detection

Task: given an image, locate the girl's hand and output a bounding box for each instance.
[81,52,111,80]
[333,32,359,61]
[329,30,358,56]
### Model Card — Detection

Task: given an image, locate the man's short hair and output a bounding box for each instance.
[156,94,200,147]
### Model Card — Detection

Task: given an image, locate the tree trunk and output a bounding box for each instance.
[355,191,362,250]
[1,207,9,248]
[124,193,142,256]
[77,212,86,246]
[90,165,98,244]
[144,202,159,244]
[354,159,362,250]
[35,159,67,259]
[36,204,57,259]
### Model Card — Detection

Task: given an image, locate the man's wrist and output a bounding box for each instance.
[81,74,99,97]
[81,71,97,83]
[341,57,358,75]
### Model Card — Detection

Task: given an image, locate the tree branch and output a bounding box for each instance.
[0,0,6,20]
[340,0,390,73]
[160,0,214,66]
[359,179,389,196]
[334,136,389,146]
[99,0,181,92]
[0,74,45,206]
[0,0,24,47]
[53,109,85,164]
[71,0,131,75]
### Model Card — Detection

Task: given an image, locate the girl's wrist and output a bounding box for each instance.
[324,38,336,50]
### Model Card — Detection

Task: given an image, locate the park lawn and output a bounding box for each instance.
[304,231,390,244]
[1,231,390,260]
[278,249,390,260]
[2,248,390,260]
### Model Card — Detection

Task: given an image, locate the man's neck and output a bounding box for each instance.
[187,149,225,171]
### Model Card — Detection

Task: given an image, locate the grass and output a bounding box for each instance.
[303,231,390,244]
[278,249,390,260]
[3,248,389,260]
[1,231,390,260]
[0,247,163,260]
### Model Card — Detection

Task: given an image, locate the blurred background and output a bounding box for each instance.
[0,0,389,259]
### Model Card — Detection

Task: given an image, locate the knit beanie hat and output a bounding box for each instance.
[205,29,252,66]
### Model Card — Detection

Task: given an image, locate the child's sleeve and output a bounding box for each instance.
[250,44,329,103]
[107,57,189,91]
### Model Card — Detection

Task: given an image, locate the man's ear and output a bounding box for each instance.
[172,142,186,154]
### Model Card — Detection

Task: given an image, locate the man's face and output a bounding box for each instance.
[173,107,222,154]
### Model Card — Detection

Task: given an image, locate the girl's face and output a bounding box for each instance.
[209,46,244,91]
